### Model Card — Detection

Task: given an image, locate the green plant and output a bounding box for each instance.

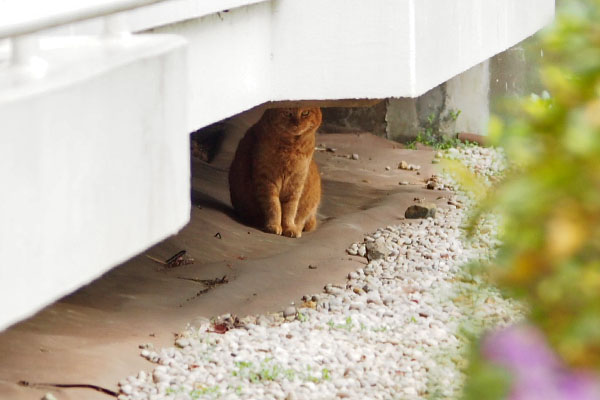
[297,311,308,322]
[473,0,600,368]
[190,385,220,399]
[231,358,334,385]
[459,0,600,398]
[448,109,462,122]
[406,110,466,150]
[326,316,354,331]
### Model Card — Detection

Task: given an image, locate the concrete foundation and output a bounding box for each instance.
[322,40,541,142]
[319,101,388,136]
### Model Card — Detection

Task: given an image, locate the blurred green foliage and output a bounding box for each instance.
[491,0,600,368]
[462,0,600,395]
[461,341,512,400]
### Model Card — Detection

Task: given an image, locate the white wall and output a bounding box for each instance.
[411,0,555,96]
[153,3,273,130]
[34,0,555,130]
[0,35,189,330]
[269,0,411,100]
[150,0,554,130]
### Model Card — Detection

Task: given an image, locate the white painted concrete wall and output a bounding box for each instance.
[0,0,554,330]
[40,0,555,130]
[0,35,189,330]
[410,0,554,96]
[445,60,491,135]
[150,0,555,130]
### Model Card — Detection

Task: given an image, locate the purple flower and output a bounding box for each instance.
[482,324,600,400]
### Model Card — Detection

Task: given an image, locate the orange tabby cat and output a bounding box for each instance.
[229,107,322,238]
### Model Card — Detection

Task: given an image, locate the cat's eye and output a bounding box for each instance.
[301,110,311,117]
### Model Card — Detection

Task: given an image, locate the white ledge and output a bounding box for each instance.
[149,0,555,130]
[0,35,189,330]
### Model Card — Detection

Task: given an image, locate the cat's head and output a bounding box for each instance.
[264,107,322,137]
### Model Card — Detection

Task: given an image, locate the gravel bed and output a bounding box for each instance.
[118,146,522,400]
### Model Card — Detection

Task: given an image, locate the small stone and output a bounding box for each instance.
[41,394,58,400]
[365,237,390,261]
[301,300,317,309]
[326,147,337,153]
[328,298,343,311]
[325,284,343,295]
[398,160,409,170]
[403,387,417,396]
[405,203,437,219]
[257,315,270,326]
[357,245,367,257]
[174,338,189,348]
[427,181,437,190]
[351,153,359,160]
[152,370,169,384]
[367,292,382,305]
[308,264,317,269]
[385,166,391,171]
[448,199,459,207]
[189,316,211,331]
[283,306,297,318]
[120,384,133,395]
[399,181,409,185]
[432,159,440,164]
[435,151,443,158]
[286,392,298,400]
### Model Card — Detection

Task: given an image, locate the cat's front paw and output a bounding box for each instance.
[282,226,302,238]
[264,223,283,235]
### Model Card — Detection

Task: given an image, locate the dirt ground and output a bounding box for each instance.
[0,107,446,400]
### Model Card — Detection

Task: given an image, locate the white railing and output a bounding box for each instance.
[0,0,166,39]
[0,0,165,73]
[0,0,266,69]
